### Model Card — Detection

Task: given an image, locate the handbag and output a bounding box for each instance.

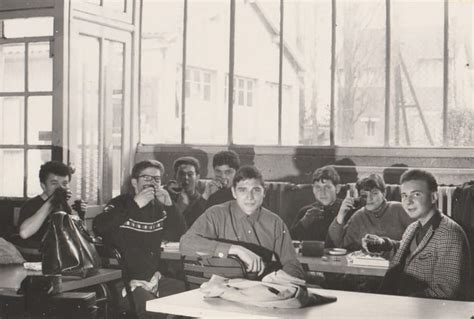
[41,211,101,278]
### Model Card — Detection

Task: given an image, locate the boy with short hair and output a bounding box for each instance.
[290,165,343,246]
[201,150,240,208]
[180,165,305,279]
[93,160,186,318]
[364,169,471,300]
[17,161,85,249]
[328,174,413,251]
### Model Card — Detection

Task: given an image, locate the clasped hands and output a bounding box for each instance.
[134,185,172,208]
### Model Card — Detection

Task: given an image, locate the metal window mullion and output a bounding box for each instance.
[384,0,391,146]
[98,38,105,204]
[329,0,336,146]
[228,0,236,145]
[0,91,53,97]
[23,41,29,197]
[442,0,449,146]
[0,36,53,45]
[277,0,284,145]
[181,0,188,144]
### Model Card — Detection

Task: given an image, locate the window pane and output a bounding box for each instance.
[0,43,25,92]
[234,0,279,145]
[28,96,52,145]
[28,42,53,92]
[335,0,386,146]
[27,149,51,197]
[186,1,230,144]
[0,97,24,144]
[102,0,126,13]
[72,35,100,204]
[0,149,24,196]
[389,0,444,147]
[447,1,474,147]
[2,17,54,38]
[105,40,124,198]
[285,0,332,145]
[140,0,184,143]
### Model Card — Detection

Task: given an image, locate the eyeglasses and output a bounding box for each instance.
[139,175,161,183]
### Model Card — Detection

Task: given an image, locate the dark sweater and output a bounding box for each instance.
[93,194,186,281]
[290,199,343,247]
[205,188,234,209]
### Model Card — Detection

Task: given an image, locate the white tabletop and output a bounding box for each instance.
[146,287,474,318]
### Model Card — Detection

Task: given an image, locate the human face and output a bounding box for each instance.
[41,174,70,197]
[214,164,236,189]
[232,178,265,215]
[400,179,437,220]
[132,167,162,194]
[313,179,337,206]
[360,188,385,212]
[176,164,199,193]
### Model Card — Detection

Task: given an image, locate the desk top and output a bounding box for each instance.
[0,265,121,294]
[161,244,388,277]
[147,287,474,319]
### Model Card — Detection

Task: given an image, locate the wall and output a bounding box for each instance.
[136,144,474,185]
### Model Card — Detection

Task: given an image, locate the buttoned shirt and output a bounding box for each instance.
[180,200,306,279]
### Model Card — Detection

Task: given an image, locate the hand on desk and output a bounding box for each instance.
[229,245,265,276]
[128,271,162,297]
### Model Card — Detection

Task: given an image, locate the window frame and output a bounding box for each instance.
[138,0,472,150]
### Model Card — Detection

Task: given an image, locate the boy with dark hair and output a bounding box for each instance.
[17,161,85,249]
[328,173,413,251]
[290,165,343,246]
[201,150,241,208]
[180,165,305,279]
[93,159,186,318]
[168,156,205,227]
[364,169,471,300]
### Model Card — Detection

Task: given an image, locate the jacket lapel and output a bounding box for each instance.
[406,226,435,263]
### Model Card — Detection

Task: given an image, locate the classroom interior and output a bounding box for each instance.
[0,0,473,318]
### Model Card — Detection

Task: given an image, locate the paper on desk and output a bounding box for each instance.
[161,242,180,251]
[23,262,42,271]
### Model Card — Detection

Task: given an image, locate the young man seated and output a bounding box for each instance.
[167,156,206,228]
[363,169,471,300]
[180,165,306,279]
[16,161,85,250]
[328,174,413,251]
[93,160,187,319]
[201,150,240,208]
[290,165,343,246]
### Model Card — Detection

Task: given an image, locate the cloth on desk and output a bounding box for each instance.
[0,237,25,264]
[200,269,337,308]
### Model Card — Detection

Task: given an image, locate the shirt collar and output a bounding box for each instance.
[230,200,262,223]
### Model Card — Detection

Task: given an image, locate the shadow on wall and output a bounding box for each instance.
[278,148,336,184]
[229,146,256,167]
[383,163,409,184]
[334,158,359,184]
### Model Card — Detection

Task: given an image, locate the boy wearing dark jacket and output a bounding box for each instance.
[94,160,186,318]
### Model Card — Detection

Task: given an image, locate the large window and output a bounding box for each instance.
[139,0,473,147]
[0,17,54,197]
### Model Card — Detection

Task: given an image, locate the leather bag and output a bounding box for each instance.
[41,211,101,278]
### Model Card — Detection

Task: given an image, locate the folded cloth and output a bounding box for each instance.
[200,269,336,308]
[0,237,25,264]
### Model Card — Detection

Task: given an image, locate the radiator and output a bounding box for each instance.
[437,186,457,217]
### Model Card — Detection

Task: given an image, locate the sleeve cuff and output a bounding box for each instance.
[215,242,232,258]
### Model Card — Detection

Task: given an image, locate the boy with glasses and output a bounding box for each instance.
[93,160,186,318]
[180,165,305,279]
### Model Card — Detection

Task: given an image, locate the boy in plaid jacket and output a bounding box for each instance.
[362,169,471,300]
